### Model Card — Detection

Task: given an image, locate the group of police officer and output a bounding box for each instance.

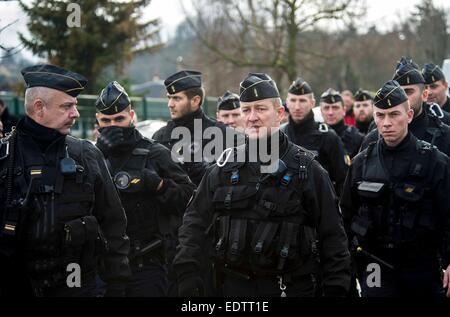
[0,56,449,297]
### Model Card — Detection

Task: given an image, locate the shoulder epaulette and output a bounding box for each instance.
[416,140,435,152]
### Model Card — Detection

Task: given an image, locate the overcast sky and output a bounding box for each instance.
[1,0,449,60]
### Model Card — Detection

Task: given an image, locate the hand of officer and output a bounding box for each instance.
[142,168,163,192]
[444,265,450,297]
[96,126,124,156]
[178,274,204,297]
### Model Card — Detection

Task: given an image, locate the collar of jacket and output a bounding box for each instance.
[289,110,317,135]
[330,120,347,137]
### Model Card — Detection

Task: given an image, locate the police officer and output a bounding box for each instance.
[423,63,450,112]
[361,57,450,157]
[395,57,450,125]
[216,91,243,130]
[174,73,351,297]
[320,88,364,159]
[153,70,229,186]
[342,90,356,127]
[281,78,349,195]
[353,89,374,135]
[0,64,131,297]
[341,80,450,297]
[95,82,195,297]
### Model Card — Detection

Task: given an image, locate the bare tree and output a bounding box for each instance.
[412,0,449,64]
[182,0,365,90]
[0,19,24,60]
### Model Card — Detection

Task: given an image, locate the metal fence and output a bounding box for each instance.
[0,92,219,140]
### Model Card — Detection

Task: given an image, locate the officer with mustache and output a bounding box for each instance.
[0,64,131,297]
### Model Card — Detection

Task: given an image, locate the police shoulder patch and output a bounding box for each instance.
[417,140,435,152]
[132,148,151,156]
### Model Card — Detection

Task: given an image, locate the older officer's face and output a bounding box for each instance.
[241,98,285,139]
[286,93,315,122]
[374,102,414,147]
[427,80,449,106]
[40,89,80,135]
[96,108,135,128]
[321,102,346,126]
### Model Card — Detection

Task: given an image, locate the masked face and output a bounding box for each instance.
[96,108,135,128]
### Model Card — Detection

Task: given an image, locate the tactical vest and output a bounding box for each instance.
[107,138,167,263]
[350,140,440,263]
[210,144,319,278]
[0,133,107,290]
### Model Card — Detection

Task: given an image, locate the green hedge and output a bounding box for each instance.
[0,92,218,139]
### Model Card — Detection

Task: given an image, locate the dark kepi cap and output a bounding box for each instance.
[374,80,408,109]
[239,73,280,102]
[217,91,240,111]
[422,63,446,84]
[393,57,425,86]
[21,64,87,97]
[95,81,131,115]
[288,77,313,95]
[164,70,202,94]
[320,88,343,104]
[354,89,373,102]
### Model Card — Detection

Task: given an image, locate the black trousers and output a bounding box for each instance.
[125,262,168,297]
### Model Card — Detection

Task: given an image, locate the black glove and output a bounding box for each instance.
[96,126,125,156]
[178,274,204,297]
[104,281,126,297]
[142,168,163,192]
